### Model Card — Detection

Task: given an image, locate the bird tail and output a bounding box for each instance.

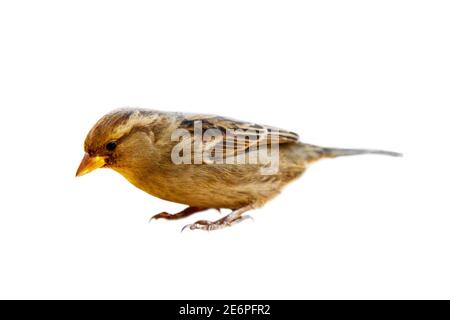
[321,147,402,158]
[300,143,402,161]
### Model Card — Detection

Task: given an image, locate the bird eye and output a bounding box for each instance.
[106,141,117,151]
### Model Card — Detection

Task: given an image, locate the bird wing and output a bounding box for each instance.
[177,114,299,163]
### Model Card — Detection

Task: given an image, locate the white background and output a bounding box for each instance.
[0,1,448,299]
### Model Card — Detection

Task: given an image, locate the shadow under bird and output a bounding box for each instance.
[76,108,401,231]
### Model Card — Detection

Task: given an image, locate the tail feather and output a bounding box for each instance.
[297,143,402,162]
[322,147,402,158]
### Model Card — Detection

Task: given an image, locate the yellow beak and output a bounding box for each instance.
[75,153,106,177]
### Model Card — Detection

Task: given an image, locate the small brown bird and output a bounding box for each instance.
[76,108,401,231]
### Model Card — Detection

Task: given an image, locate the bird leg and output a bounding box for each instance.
[181,206,254,232]
[150,206,215,221]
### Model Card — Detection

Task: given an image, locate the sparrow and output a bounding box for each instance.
[76,108,401,231]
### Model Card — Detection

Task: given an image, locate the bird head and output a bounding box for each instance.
[76,108,161,177]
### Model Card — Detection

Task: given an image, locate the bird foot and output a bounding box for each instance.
[150,212,173,221]
[181,214,253,232]
[149,207,216,222]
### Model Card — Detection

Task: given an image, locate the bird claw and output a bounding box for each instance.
[149,207,213,223]
[181,224,194,233]
[181,215,253,232]
[181,220,211,232]
[149,212,169,222]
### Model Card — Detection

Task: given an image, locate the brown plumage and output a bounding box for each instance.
[76,108,401,231]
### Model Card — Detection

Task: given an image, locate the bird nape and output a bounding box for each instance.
[76,108,401,231]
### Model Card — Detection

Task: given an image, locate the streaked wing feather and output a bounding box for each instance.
[178,115,299,162]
